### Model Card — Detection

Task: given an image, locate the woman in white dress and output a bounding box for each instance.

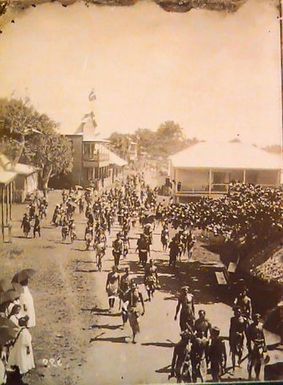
[8,316,35,376]
[19,280,35,328]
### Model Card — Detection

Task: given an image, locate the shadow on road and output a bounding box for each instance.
[91,323,121,330]
[155,364,171,374]
[126,257,231,306]
[90,336,128,344]
[141,341,174,348]
[75,269,96,273]
[267,342,283,351]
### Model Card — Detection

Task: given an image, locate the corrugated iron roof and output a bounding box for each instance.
[107,148,127,167]
[0,153,37,175]
[170,142,282,170]
[0,170,17,185]
[13,163,37,175]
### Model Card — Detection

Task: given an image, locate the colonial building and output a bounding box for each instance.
[66,112,127,189]
[66,112,110,188]
[169,142,282,202]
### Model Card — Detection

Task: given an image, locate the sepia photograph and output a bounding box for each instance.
[0,0,282,384]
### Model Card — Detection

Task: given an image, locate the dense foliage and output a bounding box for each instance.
[109,120,198,159]
[0,98,73,189]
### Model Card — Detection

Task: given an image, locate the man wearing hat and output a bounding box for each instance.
[207,327,227,382]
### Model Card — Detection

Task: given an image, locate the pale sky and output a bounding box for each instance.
[0,0,282,145]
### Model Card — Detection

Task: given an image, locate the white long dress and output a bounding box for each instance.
[8,328,35,375]
[19,287,36,328]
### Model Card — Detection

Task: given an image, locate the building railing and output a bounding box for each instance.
[83,152,109,162]
[211,183,229,192]
[176,182,278,195]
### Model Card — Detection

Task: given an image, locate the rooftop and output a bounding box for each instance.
[107,147,127,167]
[170,142,282,170]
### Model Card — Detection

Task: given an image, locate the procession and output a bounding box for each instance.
[0,166,282,385]
[0,0,283,384]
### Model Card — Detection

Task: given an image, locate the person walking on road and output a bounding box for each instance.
[124,281,145,344]
[246,313,267,381]
[191,330,209,383]
[144,259,159,302]
[161,224,170,251]
[229,306,248,371]
[112,233,123,268]
[174,286,195,332]
[21,214,31,238]
[207,327,227,382]
[169,236,180,269]
[234,287,253,320]
[119,267,131,327]
[105,266,120,312]
[194,310,211,338]
[33,215,41,238]
[136,234,150,267]
[169,330,191,383]
[122,231,130,259]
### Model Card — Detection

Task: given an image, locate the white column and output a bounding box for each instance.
[209,169,212,195]
[243,169,246,184]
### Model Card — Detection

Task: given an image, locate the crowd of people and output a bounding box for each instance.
[5,173,282,384]
[169,285,268,383]
[0,270,36,385]
[20,194,48,239]
[158,183,282,249]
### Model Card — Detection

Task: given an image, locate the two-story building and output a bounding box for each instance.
[169,141,282,202]
[66,112,127,189]
[66,112,111,188]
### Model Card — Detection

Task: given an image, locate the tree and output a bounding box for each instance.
[0,98,73,191]
[0,98,57,163]
[108,132,132,159]
[134,128,156,156]
[23,133,73,192]
[156,120,186,142]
